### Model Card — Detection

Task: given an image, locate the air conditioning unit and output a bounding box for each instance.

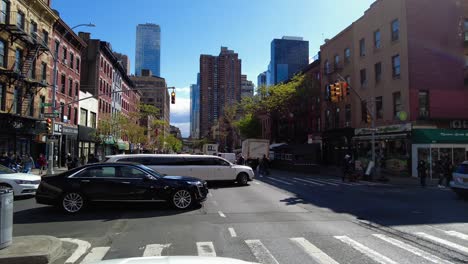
[63,59,68,65]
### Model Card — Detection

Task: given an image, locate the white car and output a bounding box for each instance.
[0,165,41,196]
[450,161,468,199]
[105,154,255,185]
[96,256,258,264]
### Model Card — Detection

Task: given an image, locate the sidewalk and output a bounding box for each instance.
[273,167,441,188]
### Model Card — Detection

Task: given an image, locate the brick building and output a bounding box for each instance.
[320,0,468,177]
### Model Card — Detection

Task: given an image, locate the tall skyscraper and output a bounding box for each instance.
[190,73,200,139]
[257,71,267,88]
[135,23,161,77]
[241,75,254,98]
[270,36,309,85]
[199,47,241,138]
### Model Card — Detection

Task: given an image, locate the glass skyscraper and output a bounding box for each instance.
[190,74,200,139]
[135,23,161,77]
[270,36,309,85]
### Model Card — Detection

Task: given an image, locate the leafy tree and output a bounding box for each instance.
[235,113,261,139]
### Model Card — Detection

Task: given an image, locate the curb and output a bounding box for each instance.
[0,236,62,264]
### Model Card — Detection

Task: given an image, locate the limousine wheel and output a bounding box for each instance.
[172,189,193,209]
[237,173,249,186]
[62,192,85,213]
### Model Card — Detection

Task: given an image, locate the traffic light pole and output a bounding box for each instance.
[46,52,58,175]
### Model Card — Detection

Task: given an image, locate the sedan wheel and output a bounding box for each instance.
[62,192,85,213]
[172,189,193,209]
[237,173,249,186]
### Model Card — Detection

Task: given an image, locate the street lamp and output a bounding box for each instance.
[46,23,95,175]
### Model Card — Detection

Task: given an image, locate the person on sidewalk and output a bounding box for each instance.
[237,155,245,165]
[444,159,453,187]
[22,154,35,173]
[37,154,47,175]
[261,154,270,176]
[66,153,74,170]
[435,159,445,188]
[417,159,428,187]
[342,154,352,182]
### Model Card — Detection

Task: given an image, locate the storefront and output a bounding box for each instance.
[59,125,78,167]
[78,125,97,164]
[411,129,468,178]
[321,128,354,166]
[353,123,412,176]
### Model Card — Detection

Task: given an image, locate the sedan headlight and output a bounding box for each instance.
[187,181,203,187]
[15,180,36,184]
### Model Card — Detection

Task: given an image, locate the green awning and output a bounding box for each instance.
[412,129,468,144]
[117,140,130,150]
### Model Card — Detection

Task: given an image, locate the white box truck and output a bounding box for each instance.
[242,139,269,168]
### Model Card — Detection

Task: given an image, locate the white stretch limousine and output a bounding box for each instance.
[105,154,255,185]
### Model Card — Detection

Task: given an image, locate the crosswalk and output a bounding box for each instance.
[261,175,391,188]
[76,230,468,264]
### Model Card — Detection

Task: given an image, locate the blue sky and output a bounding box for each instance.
[52,0,375,137]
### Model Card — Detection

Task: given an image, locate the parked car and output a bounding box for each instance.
[105,154,255,185]
[450,161,468,198]
[35,162,209,213]
[0,164,41,197]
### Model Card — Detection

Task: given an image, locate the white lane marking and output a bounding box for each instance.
[60,238,91,264]
[197,241,216,257]
[335,236,397,264]
[228,227,237,237]
[290,237,339,264]
[328,179,363,186]
[80,247,110,264]
[266,177,293,185]
[208,192,213,197]
[415,232,468,254]
[245,239,280,264]
[373,234,453,264]
[445,231,468,241]
[143,243,171,257]
[218,211,226,218]
[293,177,324,186]
[308,178,340,186]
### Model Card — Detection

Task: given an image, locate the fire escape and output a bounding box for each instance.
[0,16,49,118]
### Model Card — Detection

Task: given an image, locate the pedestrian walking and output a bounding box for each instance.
[417,159,428,187]
[37,154,47,175]
[435,159,445,188]
[342,154,353,182]
[261,154,270,175]
[22,154,34,173]
[237,155,245,165]
[444,160,453,187]
[66,153,73,170]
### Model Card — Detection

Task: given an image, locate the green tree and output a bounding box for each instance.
[234,113,261,139]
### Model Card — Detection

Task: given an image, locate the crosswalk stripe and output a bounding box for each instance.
[416,232,468,254]
[245,239,280,264]
[197,241,216,257]
[373,234,453,264]
[80,247,110,264]
[293,177,324,186]
[143,244,171,257]
[228,227,237,237]
[327,179,358,186]
[335,236,397,264]
[290,237,339,264]
[445,231,468,241]
[266,177,293,185]
[309,178,339,186]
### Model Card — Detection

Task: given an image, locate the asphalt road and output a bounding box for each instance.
[13,170,468,264]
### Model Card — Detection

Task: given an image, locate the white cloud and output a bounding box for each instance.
[175,86,191,97]
[171,122,190,138]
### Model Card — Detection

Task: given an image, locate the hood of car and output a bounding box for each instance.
[0,173,41,181]
[95,256,259,264]
[231,165,253,170]
[162,175,203,182]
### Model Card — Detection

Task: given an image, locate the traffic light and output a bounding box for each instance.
[46,118,52,134]
[334,82,342,100]
[330,83,337,102]
[342,81,350,96]
[366,113,372,124]
[171,91,176,104]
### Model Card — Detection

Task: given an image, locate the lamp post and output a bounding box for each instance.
[46,23,95,175]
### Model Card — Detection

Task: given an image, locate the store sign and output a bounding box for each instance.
[450,120,468,129]
[412,129,468,144]
[355,123,411,136]
[62,126,78,135]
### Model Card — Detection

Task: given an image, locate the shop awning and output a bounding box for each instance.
[116,140,130,150]
[353,133,408,141]
[412,129,468,144]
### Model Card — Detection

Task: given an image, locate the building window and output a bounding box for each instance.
[391,19,400,41]
[0,83,5,111]
[345,75,351,86]
[392,54,401,78]
[16,11,24,30]
[61,74,66,93]
[0,39,5,68]
[374,30,381,49]
[344,48,350,64]
[70,53,74,68]
[335,107,340,128]
[418,91,429,118]
[30,20,37,40]
[76,58,80,72]
[62,47,67,62]
[361,101,367,123]
[40,96,45,115]
[28,93,34,116]
[393,92,402,118]
[359,38,365,57]
[42,30,48,47]
[67,105,71,123]
[90,112,96,129]
[376,96,383,119]
[54,40,60,56]
[345,104,351,126]
[324,60,330,74]
[14,48,22,72]
[334,54,340,69]
[60,102,65,122]
[360,69,367,86]
[41,63,47,81]
[75,82,79,97]
[13,87,19,114]
[68,78,73,96]
[0,0,8,24]
[100,57,103,68]
[374,62,382,83]
[29,59,36,79]
[74,107,78,125]
[80,108,87,126]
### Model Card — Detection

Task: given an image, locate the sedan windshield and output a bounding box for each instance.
[0,164,14,174]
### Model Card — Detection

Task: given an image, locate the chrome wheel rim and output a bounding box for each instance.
[62,193,84,213]
[173,190,192,209]
[240,174,248,184]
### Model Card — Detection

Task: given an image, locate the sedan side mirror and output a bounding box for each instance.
[144,174,156,181]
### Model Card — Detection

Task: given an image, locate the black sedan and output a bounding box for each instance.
[36,162,208,213]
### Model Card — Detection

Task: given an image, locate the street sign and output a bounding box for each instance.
[43,112,59,118]
[40,102,53,107]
